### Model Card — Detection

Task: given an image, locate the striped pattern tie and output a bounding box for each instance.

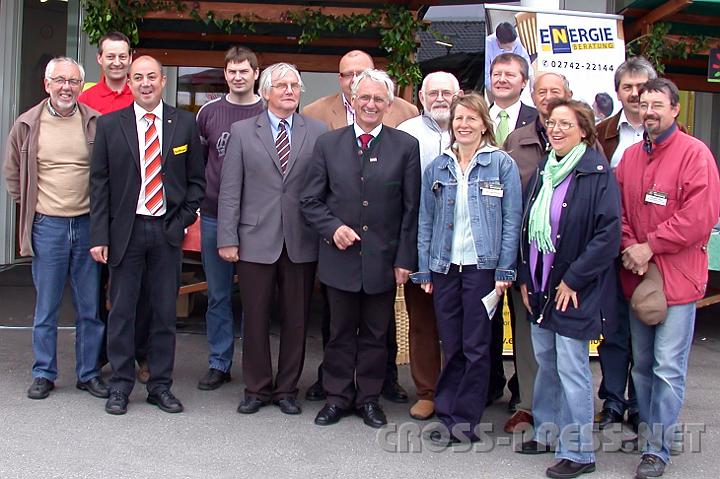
[276,119,290,174]
[143,113,164,214]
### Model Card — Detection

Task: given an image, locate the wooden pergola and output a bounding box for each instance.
[134,0,445,101]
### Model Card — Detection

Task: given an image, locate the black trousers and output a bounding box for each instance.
[107,216,181,395]
[323,286,396,409]
[316,283,398,385]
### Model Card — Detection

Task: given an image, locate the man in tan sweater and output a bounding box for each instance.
[3,57,107,401]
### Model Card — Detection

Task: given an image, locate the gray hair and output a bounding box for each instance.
[420,71,460,93]
[531,72,571,94]
[614,56,657,91]
[258,62,305,94]
[45,57,85,82]
[351,69,395,103]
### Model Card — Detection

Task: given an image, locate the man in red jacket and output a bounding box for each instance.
[615,77,720,479]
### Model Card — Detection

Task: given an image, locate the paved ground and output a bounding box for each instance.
[0,263,718,478]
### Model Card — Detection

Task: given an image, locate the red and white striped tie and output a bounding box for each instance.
[143,113,164,214]
[276,119,290,174]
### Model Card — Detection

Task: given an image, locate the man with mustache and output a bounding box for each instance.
[4,57,106,400]
[396,71,461,420]
[594,56,657,433]
[615,77,720,479]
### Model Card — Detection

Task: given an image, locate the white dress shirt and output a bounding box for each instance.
[490,99,523,135]
[611,109,645,169]
[134,101,166,216]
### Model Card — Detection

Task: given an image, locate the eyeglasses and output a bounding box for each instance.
[271,82,301,92]
[544,119,575,131]
[48,76,82,87]
[424,89,456,100]
[339,71,364,79]
[356,95,387,106]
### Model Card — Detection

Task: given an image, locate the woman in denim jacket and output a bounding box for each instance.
[411,93,522,446]
[516,99,621,479]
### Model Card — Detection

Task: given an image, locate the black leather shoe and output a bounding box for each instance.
[516,440,555,454]
[147,390,184,413]
[595,408,623,429]
[381,380,409,404]
[314,404,347,426]
[508,393,520,413]
[197,368,231,391]
[274,397,301,415]
[305,380,326,401]
[237,397,268,414]
[427,430,461,447]
[105,390,129,415]
[635,454,665,479]
[357,401,387,428]
[27,378,54,400]
[546,459,596,478]
[76,377,110,398]
[627,411,640,433]
[486,388,504,407]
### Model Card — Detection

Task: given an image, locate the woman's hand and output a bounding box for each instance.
[495,280,512,296]
[421,283,433,294]
[555,280,579,312]
[520,283,533,314]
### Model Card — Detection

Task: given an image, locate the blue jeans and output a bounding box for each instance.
[598,293,637,415]
[200,215,236,372]
[630,302,695,464]
[531,324,595,464]
[31,214,103,382]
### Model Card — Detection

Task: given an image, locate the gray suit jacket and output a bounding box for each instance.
[217,110,327,264]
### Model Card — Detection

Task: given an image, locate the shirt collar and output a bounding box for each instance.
[342,94,354,114]
[421,112,444,133]
[46,98,78,117]
[642,122,677,153]
[98,77,131,97]
[490,99,522,120]
[267,109,293,130]
[134,101,163,123]
[354,122,383,140]
[617,109,643,132]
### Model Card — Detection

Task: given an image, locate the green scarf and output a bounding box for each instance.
[528,142,587,253]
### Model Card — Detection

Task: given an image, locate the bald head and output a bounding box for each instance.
[129,55,166,111]
[338,50,375,100]
[532,72,572,120]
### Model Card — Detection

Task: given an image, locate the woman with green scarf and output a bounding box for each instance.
[515,98,622,479]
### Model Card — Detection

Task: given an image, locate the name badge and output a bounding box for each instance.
[173,144,188,155]
[481,184,504,198]
[644,190,668,206]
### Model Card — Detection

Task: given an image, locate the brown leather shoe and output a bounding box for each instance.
[504,410,533,433]
[409,399,435,420]
[136,360,150,384]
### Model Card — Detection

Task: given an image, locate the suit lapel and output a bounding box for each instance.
[120,106,140,172]
[256,112,283,174]
[162,103,177,165]
[284,113,307,179]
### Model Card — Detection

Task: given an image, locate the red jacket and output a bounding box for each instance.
[615,124,720,305]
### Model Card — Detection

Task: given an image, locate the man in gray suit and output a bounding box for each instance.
[217,63,327,415]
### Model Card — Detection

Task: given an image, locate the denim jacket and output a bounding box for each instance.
[411,145,522,283]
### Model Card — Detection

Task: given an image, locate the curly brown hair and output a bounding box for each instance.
[545,98,597,147]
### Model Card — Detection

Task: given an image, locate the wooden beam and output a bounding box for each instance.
[625,0,692,39]
[140,30,381,49]
[136,48,388,72]
[665,72,720,94]
[143,2,376,23]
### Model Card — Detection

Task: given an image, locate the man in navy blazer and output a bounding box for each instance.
[217,63,327,416]
[90,56,205,415]
[301,69,420,428]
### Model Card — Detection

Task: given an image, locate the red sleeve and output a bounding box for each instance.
[615,150,639,251]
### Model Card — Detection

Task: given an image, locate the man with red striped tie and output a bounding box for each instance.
[90,55,205,415]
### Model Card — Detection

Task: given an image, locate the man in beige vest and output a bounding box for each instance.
[302,50,418,404]
[4,57,107,401]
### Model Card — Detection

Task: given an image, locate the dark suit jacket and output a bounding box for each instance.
[217,111,327,264]
[300,125,420,294]
[90,102,206,266]
[515,103,538,130]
